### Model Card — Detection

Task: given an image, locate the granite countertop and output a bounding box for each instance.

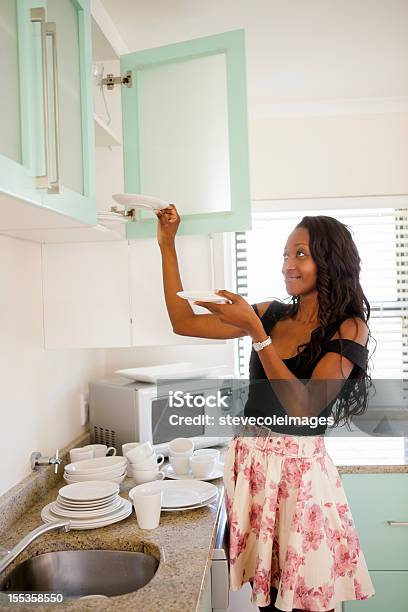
[0,468,225,612]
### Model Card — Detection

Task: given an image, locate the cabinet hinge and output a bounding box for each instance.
[101,70,133,90]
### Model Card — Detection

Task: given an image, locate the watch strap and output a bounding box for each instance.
[252,336,272,352]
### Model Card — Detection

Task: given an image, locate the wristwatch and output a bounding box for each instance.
[252,336,272,352]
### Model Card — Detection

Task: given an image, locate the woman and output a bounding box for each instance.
[155,205,375,611]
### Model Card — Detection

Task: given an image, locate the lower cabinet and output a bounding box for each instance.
[200,567,212,612]
[343,571,408,612]
[341,473,408,611]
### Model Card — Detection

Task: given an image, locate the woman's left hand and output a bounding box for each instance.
[194,290,262,336]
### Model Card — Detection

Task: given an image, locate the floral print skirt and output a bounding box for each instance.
[223,433,375,611]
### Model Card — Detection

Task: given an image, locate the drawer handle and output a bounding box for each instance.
[387,521,408,526]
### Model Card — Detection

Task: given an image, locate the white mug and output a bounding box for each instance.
[122,442,141,457]
[70,448,94,463]
[132,489,162,530]
[189,454,217,479]
[83,444,116,458]
[193,448,220,463]
[130,454,164,470]
[126,442,153,464]
[169,454,191,475]
[168,437,194,455]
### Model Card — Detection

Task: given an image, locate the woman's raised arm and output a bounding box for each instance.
[156,205,247,339]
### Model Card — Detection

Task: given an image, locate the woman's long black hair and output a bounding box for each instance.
[282,215,373,427]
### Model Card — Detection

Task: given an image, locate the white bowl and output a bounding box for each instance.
[63,469,126,482]
[64,472,126,485]
[65,456,127,474]
[65,465,126,478]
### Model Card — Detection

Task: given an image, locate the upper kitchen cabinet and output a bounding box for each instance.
[120,29,251,238]
[0,0,96,231]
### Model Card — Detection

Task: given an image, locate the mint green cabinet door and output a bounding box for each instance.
[0,0,43,207]
[41,0,96,224]
[341,474,408,570]
[343,571,408,612]
[121,30,251,238]
[0,0,95,226]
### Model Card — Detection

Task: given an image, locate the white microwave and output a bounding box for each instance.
[89,375,235,456]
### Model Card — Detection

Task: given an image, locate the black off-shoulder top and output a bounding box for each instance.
[243,300,369,435]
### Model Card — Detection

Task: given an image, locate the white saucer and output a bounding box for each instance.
[162,462,224,481]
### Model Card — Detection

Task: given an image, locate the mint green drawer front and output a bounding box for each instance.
[343,571,408,612]
[341,474,408,570]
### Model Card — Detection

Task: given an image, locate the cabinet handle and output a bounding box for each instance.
[45,22,61,194]
[30,8,51,190]
[387,521,408,526]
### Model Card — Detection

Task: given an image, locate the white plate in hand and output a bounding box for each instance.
[177,291,230,303]
[115,363,225,383]
[112,193,170,210]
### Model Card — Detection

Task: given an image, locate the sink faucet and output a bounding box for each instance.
[31,449,62,474]
[0,521,71,575]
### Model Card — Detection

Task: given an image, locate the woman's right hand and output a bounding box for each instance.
[154,204,180,247]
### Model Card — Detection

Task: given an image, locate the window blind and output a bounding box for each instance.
[235,208,408,380]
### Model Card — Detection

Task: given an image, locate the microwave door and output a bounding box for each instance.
[151,393,207,444]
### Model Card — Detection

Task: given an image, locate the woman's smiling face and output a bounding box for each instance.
[282,227,318,296]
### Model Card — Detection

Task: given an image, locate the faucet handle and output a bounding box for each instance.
[54,449,60,474]
[31,450,62,473]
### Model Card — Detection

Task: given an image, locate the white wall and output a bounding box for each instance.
[0,235,107,496]
[250,112,408,199]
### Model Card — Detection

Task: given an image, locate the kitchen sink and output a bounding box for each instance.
[0,550,159,598]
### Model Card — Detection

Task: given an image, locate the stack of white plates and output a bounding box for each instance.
[129,480,218,512]
[41,481,132,530]
[63,456,127,485]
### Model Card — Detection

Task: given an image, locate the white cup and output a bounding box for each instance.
[70,448,94,463]
[189,454,217,479]
[122,442,141,457]
[168,438,194,455]
[126,442,153,464]
[169,454,191,475]
[130,467,164,485]
[130,454,164,470]
[132,489,162,530]
[193,448,220,463]
[83,444,116,458]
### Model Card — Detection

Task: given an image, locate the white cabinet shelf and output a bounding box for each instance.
[94,113,121,147]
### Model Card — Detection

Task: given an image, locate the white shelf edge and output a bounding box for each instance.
[94,113,122,147]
